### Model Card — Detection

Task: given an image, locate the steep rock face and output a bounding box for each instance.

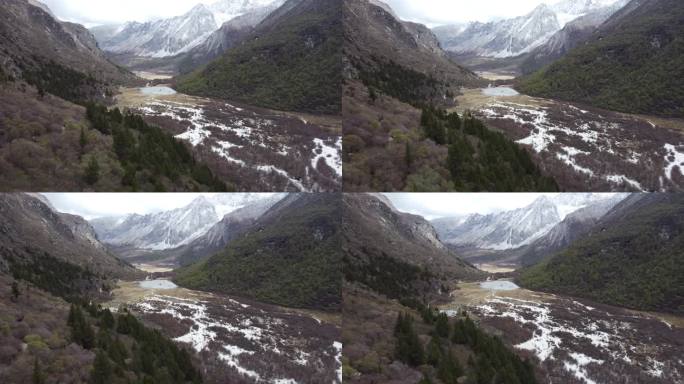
[438,4,561,58]
[175,195,284,266]
[344,0,481,92]
[91,194,273,251]
[59,213,108,252]
[0,0,133,98]
[433,0,627,60]
[435,196,561,250]
[521,0,629,74]
[518,195,626,266]
[433,194,622,251]
[343,194,482,303]
[519,193,684,314]
[0,194,138,291]
[98,4,218,57]
[177,3,280,73]
[92,0,284,58]
[175,193,342,310]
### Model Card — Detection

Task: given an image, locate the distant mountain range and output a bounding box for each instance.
[432,194,624,251]
[90,193,282,251]
[433,0,628,59]
[90,0,284,58]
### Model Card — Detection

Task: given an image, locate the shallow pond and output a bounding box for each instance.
[482,86,519,97]
[480,280,520,291]
[139,279,178,289]
[140,86,177,96]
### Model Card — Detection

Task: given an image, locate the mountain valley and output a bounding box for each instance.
[343,192,684,384]
[348,0,684,192]
[0,193,342,384]
[0,0,342,192]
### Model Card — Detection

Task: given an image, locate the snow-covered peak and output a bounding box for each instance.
[92,0,283,57]
[432,194,625,250]
[208,0,284,26]
[434,0,628,57]
[90,194,283,250]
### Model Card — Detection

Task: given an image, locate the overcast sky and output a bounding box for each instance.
[383,0,565,26]
[42,0,212,26]
[385,193,561,220]
[44,193,227,219]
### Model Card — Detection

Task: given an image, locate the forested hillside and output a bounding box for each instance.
[519,194,684,314]
[518,0,684,117]
[177,0,342,115]
[343,0,558,192]
[343,82,559,192]
[343,194,539,383]
[174,193,342,310]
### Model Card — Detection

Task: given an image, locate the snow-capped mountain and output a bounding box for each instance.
[521,0,629,73]
[91,0,283,57]
[432,194,623,250]
[433,0,626,58]
[90,194,283,250]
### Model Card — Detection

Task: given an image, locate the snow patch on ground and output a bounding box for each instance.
[311,137,343,177]
[563,352,604,384]
[334,341,343,384]
[663,143,684,180]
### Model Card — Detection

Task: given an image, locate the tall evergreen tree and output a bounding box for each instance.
[32,358,45,384]
[90,349,112,384]
[84,156,100,185]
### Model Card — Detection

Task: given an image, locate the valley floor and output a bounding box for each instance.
[107,280,342,384]
[452,87,684,192]
[116,86,342,192]
[440,281,684,384]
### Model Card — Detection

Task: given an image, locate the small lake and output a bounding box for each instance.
[482,87,519,97]
[140,86,177,96]
[139,279,178,289]
[480,280,520,291]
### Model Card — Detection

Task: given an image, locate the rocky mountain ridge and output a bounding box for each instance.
[90,0,284,58]
[90,194,281,251]
[432,194,623,251]
[433,0,627,59]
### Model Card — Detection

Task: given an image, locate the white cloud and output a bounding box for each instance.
[41,0,215,25]
[383,0,565,26]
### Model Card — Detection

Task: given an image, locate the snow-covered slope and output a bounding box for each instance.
[91,0,283,57]
[433,0,626,58]
[432,194,621,250]
[90,194,282,250]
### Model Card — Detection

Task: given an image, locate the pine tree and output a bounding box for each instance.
[90,349,112,384]
[405,141,413,170]
[11,281,20,301]
[426,336,443,366]
[32,358,45,384]
[435,313,450,338]
[84,156,100,185]
[394,312,424,366]
[369,87,377,103]
[79,127,87,158]
[100,308,115,330]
